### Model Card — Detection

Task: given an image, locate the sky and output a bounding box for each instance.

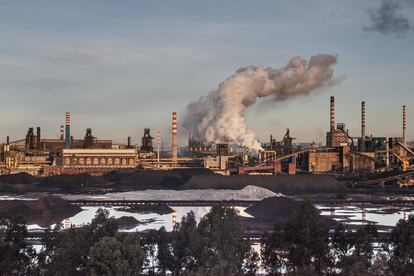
[0,0,414,145]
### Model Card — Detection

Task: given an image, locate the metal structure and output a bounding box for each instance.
[140,128,154,152]
[83,128,95,148]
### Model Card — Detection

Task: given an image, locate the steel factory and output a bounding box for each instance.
[1,97,413,184]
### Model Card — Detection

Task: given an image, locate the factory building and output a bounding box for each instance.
[188,137,214,156]
[58,148,137,172]
[203,143,232,172]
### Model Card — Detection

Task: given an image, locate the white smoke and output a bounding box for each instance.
[183,54,338,151]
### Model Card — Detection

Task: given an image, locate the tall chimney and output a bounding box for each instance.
[127,136,131,148]
[6,136,9,145]
[361,101,366,152]
[65,112,71,149]
[60,125,64,140]
[36,127,41,148]
[403,105,407,146]
[157,130,160,164]
[330,96,335,147]
[172,112,177,167]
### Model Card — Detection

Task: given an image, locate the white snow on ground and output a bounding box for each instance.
[58,185,282,201]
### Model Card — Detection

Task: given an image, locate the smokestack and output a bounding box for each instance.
[403,105,407,146]
[172,112,177,167]
[361,101,366,152]
[330,96,335,147]
[65,112,71,149]
[127,136,131,148]
[157,130,160,164]
[60,125,64,140]
[36,127,41,147]
[6,136,9,145]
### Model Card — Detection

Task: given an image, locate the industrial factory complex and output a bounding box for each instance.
[1,97,413,185]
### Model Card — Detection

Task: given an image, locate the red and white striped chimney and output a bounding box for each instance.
[157,130,160,164]
[361,101,366,152]
[330,96,335,147]
[403,105,407,145]
[172,112,177,166]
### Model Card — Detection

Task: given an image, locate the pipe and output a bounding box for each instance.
[403,105,407,146]
[172,112,177,167]
[361,101,366,152]
[65,112,71,149]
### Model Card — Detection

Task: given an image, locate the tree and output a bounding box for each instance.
[261,230,285,274]
[353,223,378,263]
[242,247,260,276]
[88,233,144,276]
[39,208,118,275]
[193,205,249,275]
[284,199,332,273]
[332,223,353,272]
[334,223,379,275]
[156,226,175,274]
[389,215,414,274]
[0,214,36,275]
[171,211,198,274]
[261,199,332,274]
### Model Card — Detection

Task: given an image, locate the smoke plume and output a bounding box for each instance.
[365,0,413,36]
[183,54,338,151]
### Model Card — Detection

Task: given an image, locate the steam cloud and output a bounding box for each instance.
[365,0,413,36]
[183,54,338,151]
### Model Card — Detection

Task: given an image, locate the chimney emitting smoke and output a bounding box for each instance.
[183,54,338,151]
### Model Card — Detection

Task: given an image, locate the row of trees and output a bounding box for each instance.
[260,199,410,275]
[1,200,414,275]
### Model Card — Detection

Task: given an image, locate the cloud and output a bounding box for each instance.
[364,0,413,36]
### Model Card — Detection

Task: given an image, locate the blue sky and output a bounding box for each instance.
[0,0,413,144]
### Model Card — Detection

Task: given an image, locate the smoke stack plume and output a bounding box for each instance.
[172,112,177,166]
[183,54,338,151]
[361,101,366,152]
[65,112,71,149]
[403,105,406,146]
